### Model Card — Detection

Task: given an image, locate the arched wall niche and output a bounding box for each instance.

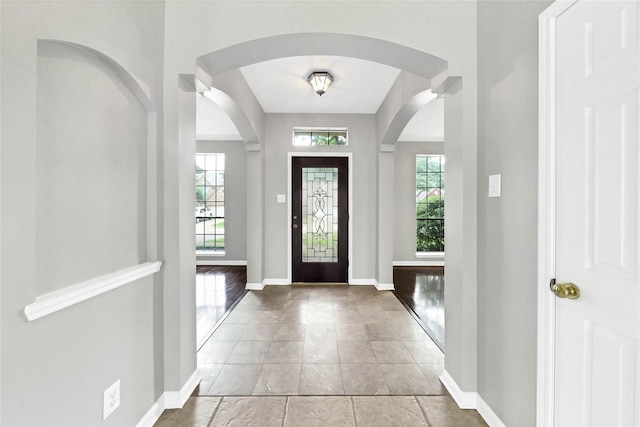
[36,39,158,295]
[40,39,155,112]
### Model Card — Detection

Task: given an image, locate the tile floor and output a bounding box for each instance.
[156,395,487,426]
[155,285,487,426]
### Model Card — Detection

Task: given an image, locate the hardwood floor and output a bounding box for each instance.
[196,265,247,350]
[393,266,445,351]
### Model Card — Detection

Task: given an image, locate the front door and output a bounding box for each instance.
[292,156,348,282]
[555,1,639,424]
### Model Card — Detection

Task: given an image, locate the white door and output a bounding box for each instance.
[555,1,639,425]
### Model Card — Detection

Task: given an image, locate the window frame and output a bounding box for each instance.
[195,153,225,254]
[416,154,445,254]
[292,127,348,146]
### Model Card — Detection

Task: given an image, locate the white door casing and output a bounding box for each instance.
[539,0,640,425]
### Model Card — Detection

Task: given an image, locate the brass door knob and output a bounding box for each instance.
[552,281,580,299]
[292,224,298,229]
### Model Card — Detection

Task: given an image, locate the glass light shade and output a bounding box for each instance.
[307,72,333,96]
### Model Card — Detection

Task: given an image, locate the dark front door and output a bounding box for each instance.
[292,156,348,282]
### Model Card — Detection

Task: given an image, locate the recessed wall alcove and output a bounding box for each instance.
[35,40,154,295]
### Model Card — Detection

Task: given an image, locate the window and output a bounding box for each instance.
[293,128,348,146]
[416,155,445,252]
[195,153,225,252]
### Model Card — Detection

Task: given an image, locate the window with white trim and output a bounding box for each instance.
[416,155,445,252]
[195,153,225,252]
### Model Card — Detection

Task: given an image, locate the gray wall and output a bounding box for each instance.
[477,1,552,425]
[1,2,165,425]
[196,140,248,262]
[393,141,444,262]
[264,114,377,281]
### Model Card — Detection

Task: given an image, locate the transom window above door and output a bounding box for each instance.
[293,128,348,146]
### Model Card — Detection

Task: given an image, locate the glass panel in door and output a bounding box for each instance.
[302,167,339,263]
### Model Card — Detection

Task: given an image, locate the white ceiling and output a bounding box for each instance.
[239,56,401,114]
[196,55,444,142]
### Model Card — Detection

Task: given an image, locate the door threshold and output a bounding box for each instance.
[292,282,348,286]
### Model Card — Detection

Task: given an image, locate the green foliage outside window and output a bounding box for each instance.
[311,133,347,145]
[196,186,206,202]
[293,129,348,146]
[417,197,444,252]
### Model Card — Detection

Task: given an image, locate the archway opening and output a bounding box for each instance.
[180,31,461,383]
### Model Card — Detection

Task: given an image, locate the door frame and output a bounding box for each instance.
[287,152,353,285]
[537,1,579,425]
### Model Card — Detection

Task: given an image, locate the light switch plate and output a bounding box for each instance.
[277,194,286,203]
[488,174,501,198]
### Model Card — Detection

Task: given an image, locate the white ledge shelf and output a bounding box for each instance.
[24,261,162,321]
[415,252,445,259]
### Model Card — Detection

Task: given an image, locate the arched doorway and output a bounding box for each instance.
[164,30,473,410]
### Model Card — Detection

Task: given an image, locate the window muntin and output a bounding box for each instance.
[416,155,445,252]
[293,128,348,146]
[195,153,225,252]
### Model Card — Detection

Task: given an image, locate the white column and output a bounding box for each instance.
[161,75,198,394]
[441,79,478,393]
[245,144,264,289]
[377,147,395,290]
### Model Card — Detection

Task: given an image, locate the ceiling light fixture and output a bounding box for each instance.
[307,72,333,96]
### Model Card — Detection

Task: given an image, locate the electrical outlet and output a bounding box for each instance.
[103,380,120,420]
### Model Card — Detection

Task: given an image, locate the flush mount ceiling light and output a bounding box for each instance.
[307,72,333,96]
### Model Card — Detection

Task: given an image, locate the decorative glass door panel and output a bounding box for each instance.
[292,157,348,282]
[302,167,338,263]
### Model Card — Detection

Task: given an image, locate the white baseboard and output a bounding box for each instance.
[196,259,247,266]
[246,282,265,290]
[349,278,376,286]
[136,401,164,427]
[375,282,395,291]
[393,260,445,267]
[136,369,201,427]
[439,370,506,427]
[476,395,506,427]
[164,369,202,408]
[263,278,290,286]
[440,370,477,408]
